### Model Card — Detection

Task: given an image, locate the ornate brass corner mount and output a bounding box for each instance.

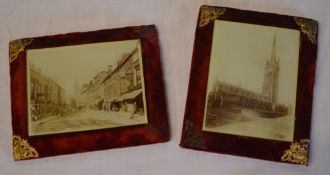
[135,26,153,35]
[295,17,318,44]
[13,135,39,161]
[134,26,156,43]
[9,38,33,63]
[148,123,168,137]
[199,6,226,28]
[281,139,310,165]
[183,120,205,149]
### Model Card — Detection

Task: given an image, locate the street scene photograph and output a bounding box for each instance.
[27,40,148,136]
[203,20,300,141]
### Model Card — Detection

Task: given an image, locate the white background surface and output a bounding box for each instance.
[0,0,329,174]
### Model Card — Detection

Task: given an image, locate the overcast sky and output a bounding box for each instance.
[206,20,300,106]
[27,39,139,95]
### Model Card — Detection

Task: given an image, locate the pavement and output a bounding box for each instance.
[204,108,295,141]
[30,109,148,136]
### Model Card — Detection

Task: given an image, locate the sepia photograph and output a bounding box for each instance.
[203,20,300,142]
[27,39,148,136]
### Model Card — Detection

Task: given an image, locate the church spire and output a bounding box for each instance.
[270,34,277,63]
[262,33,280,103]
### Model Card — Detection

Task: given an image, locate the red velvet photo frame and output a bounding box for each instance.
[10,25,169,160]
[180,5,318,165]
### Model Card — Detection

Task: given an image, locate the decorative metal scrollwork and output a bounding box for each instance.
[183,120,205,149]
[295,17,318,44]
[199,6,226,28]
[281,139,309,165]
[13,135,39,160]
[134,26,156,43]
[9,38,33,63]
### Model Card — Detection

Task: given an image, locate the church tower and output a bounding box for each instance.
[262,34,280,103]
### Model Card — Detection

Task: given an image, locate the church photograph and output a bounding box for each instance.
[203,20,300,141]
